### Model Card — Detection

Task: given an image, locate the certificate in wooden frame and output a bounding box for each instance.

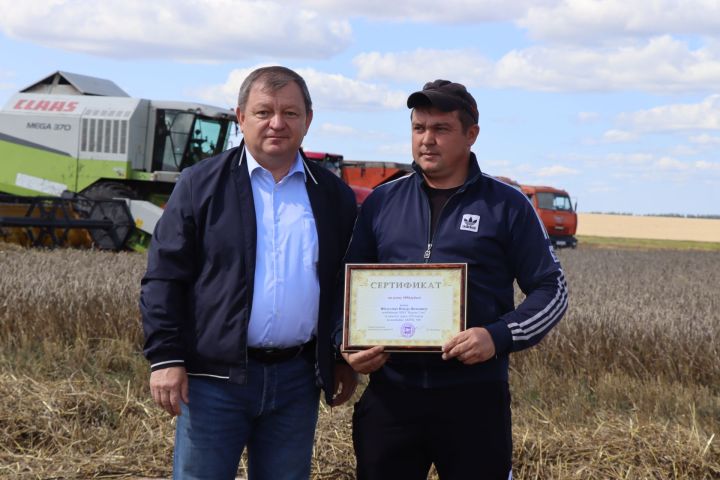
[342,263,467,352]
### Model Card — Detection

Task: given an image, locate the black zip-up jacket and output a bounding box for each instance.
[339,154,568,387]
[140,144,357,403]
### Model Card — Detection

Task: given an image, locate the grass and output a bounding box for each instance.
[0,241,718,478]
[577,234,720,251]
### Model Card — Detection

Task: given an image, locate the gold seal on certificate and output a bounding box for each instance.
[342,263,467,352]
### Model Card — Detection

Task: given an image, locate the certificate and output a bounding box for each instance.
[342,263,467,352]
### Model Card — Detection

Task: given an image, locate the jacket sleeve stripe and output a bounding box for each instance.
[511,272,568,333]
[508,271,568,342]
[150,359,185,369]
[511,294,566,341]
[509,270,566,329]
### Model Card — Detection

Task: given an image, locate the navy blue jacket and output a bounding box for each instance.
[141,144,357,403]
[340,154,568,387]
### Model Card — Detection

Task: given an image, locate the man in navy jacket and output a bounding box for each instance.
[340,80,568,480]
[141,66,358,480]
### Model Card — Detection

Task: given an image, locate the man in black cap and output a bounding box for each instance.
[337,80,568,479]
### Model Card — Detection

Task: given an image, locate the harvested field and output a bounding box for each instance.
[577,213,720,242]
[0,242,718,479]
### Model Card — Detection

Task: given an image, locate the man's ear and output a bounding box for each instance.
[467,124,480,146]
[235,107,245,133]
[305,109,314,132]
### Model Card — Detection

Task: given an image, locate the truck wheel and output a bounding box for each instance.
[80,182,137,250]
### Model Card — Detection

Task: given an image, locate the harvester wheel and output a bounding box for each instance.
[82,182,138,201]
[81,182,137,250]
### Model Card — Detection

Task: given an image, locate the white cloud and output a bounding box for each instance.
[353,49,494,86]
[0,0,351,61]
[191,68,251,108]
[302,0,543,23]
[602,129,638,143]
[582,152,720,182]
[618,95,720,132]
[484,159,513,169]
[194,66,406,111]
[604,153,654,165]
[353,36,720,93]
[655,156,689,170]
[375,142,411,157]
[577,111,600,123]
[493,36,720,93]
[0,69,15,92]
[689,134,720,145]
[300,69,406,109]
[520,0,720,44]
[317,123,358,136]
[669,145,700,156]
[600,152,717,178]
[484,160,579,182]
[695,160,720,171]
[536,165,579,177]
[587,182,616,193]
[306,0,720,39]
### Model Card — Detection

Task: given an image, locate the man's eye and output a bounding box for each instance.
[255,110,269,117]
[286,111,299,118]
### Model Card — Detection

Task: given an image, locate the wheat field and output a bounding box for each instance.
[0,242,718,479]
[577,213,720,242]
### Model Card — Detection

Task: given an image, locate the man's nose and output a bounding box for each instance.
[421,130,436,144]
[269,113,285,129]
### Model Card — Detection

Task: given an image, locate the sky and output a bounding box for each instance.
[1,0,719,215]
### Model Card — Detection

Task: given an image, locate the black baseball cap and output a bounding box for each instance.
[407,79,479,124]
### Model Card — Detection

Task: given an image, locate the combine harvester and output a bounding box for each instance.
[0,71,234,250]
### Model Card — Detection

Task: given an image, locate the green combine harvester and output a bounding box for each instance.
[0,71,235,250]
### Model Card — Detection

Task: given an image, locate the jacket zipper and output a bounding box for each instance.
[423,192,433,262]
[422,186,465,387]
[423,188,463,263]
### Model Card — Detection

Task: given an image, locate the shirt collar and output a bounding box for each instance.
[243,147,306,181]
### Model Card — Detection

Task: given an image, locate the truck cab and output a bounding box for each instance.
[521,184,578,248]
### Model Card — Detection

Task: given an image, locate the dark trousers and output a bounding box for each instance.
[352,380,512,480]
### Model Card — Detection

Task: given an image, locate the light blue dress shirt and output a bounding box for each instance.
[244,149,320,348]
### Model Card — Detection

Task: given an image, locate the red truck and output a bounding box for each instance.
[492,176,578,248]
[518,184,577,248]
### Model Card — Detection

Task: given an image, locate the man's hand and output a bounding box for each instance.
[442,327,496,365]
[331,363,359,406]
[342,346,390,374]
[150,366,189,416]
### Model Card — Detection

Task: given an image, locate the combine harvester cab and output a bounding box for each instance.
[0,71,234,250]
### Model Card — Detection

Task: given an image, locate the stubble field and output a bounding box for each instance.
[0,242,718,479]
